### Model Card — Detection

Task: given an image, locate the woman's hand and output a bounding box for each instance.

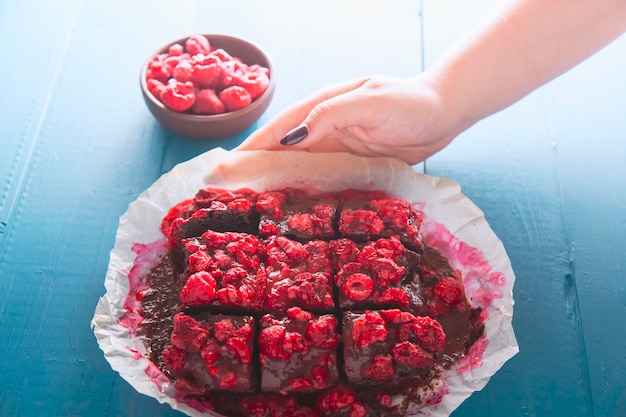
[236,74,463,165]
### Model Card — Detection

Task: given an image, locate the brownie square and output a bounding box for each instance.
[331,238,422,311]
[166,187,259,243]
[256,188,338,239]
[259,309,339,393]
[164,312,256,393]
[179,230,266,312]
[337,192,423,251]
[342,310,445,386]
[262,237,335,312]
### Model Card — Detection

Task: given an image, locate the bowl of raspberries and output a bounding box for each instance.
[141,34,275,138]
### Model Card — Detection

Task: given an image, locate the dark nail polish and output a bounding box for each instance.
[280,125,308,146]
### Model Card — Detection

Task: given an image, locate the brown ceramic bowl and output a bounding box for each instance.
[140,34,275,138]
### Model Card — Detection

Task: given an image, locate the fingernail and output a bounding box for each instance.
[280,125,308,146]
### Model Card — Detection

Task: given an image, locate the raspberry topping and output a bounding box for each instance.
[342,273,374,301]
[305,316,339,350]
[433,276,464,306]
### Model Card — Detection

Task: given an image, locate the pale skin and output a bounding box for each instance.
[237,0,626,165]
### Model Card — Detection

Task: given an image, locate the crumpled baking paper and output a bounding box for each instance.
[92,148,518,417]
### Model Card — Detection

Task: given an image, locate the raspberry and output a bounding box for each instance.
[162,345,185,371]
[226,336,252,364]
[241,395,268,417]
[379,309,416,324]
[433,277,464,306]
[237,70,270,100]
[331,238,359,264]
[305,316,338,350]
[370,257,405,286]
[190,88,225,115]
[170,313,210,351]
[179,271,216,306]
[147,56,170,82]
[287,213,314,235]
[213,319,235,341]
[219,85,252,111]
[411,316,446,352]
[342,273,374,302]
[351,311,388,348]
[200,340,221,366]
[392,341,433,368]
[172,60,194,83]
[249,63,270,77]
[287,306,314,321]
[339,209,385,236]
[377,393,393,408]
[365,354,395,380]
[146,78,166,99]
[220,60,249,88]
[316,386,356,412]
[191,54,223,88]
[210,48,233,62]
[311,365,330,389]
[349,403,367,417]
[218,371,238,390]
[186,250,215,273]
[289,376,314,391]
[377,288,409,306]
[160,80,195,112]
[185,34,211,55]
[168,43,184,56]
[259,325,290,360]
[275,236,308,260]
[282,332,310,355]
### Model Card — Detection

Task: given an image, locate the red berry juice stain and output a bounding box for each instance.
[119,238,168,335]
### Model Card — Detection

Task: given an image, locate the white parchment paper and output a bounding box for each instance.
[92,148,518,417]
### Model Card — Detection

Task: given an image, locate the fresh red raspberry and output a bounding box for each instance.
[342,273,374,302]
[172,60,194,83]
[241,395,268,417]
[220,59,249,88]
[377,393,393,408]
[168,43,184,56]
[226,198,252,214]
[147,56,170,82]
[163,55,184,74]
[411,316,446,352]
[191,54,223,88]
[170,313,210,351]
[219,85,252,112]
[222,266,248,286]
[396,323,412,342]
[259,324,290,360]
[275,236,308,261]
[209,48,233,63]
[316,386,356,412]
[287,213,315,235]
[339,209,385,236]
[282,331,310,355]
[160,81,195,112]
[218,371,238,390]
[146,78,166,100]
[162,344,186,371]
[331,238,359,264]
[259,222,280,236]
[311,365,330,389]
[287,306,314,321]
[185,34,211,55]
[213,319,236,341]
[249,63,270,77]
[256,191,286,218]
[179,271,216,306]
[377,288,409,306]
[190,88,225,115]
[216,285,244,306]
[349,402,367,417]
[374,237,405,258]
[237,70,270,100]
[186,250,215,273]
[379,309,416,324]
[370,257,405,286]
[392,341,433,368]
[351,311,389,348]
[233,320,254,342]
[305,315,338,350]
[226,336,251,364]
[200,340,221,365]
[365,354,395,380]
[173,377,204,395]
[289,376,314,391]
[433,277,464,306]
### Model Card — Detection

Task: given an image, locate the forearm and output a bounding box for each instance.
[425,0,626,132]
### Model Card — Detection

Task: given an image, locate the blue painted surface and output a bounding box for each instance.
[0,1,624,417]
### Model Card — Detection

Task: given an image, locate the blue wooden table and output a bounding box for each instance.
[1,1,625,416]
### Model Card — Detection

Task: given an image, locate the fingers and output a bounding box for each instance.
[235,77,371,151]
